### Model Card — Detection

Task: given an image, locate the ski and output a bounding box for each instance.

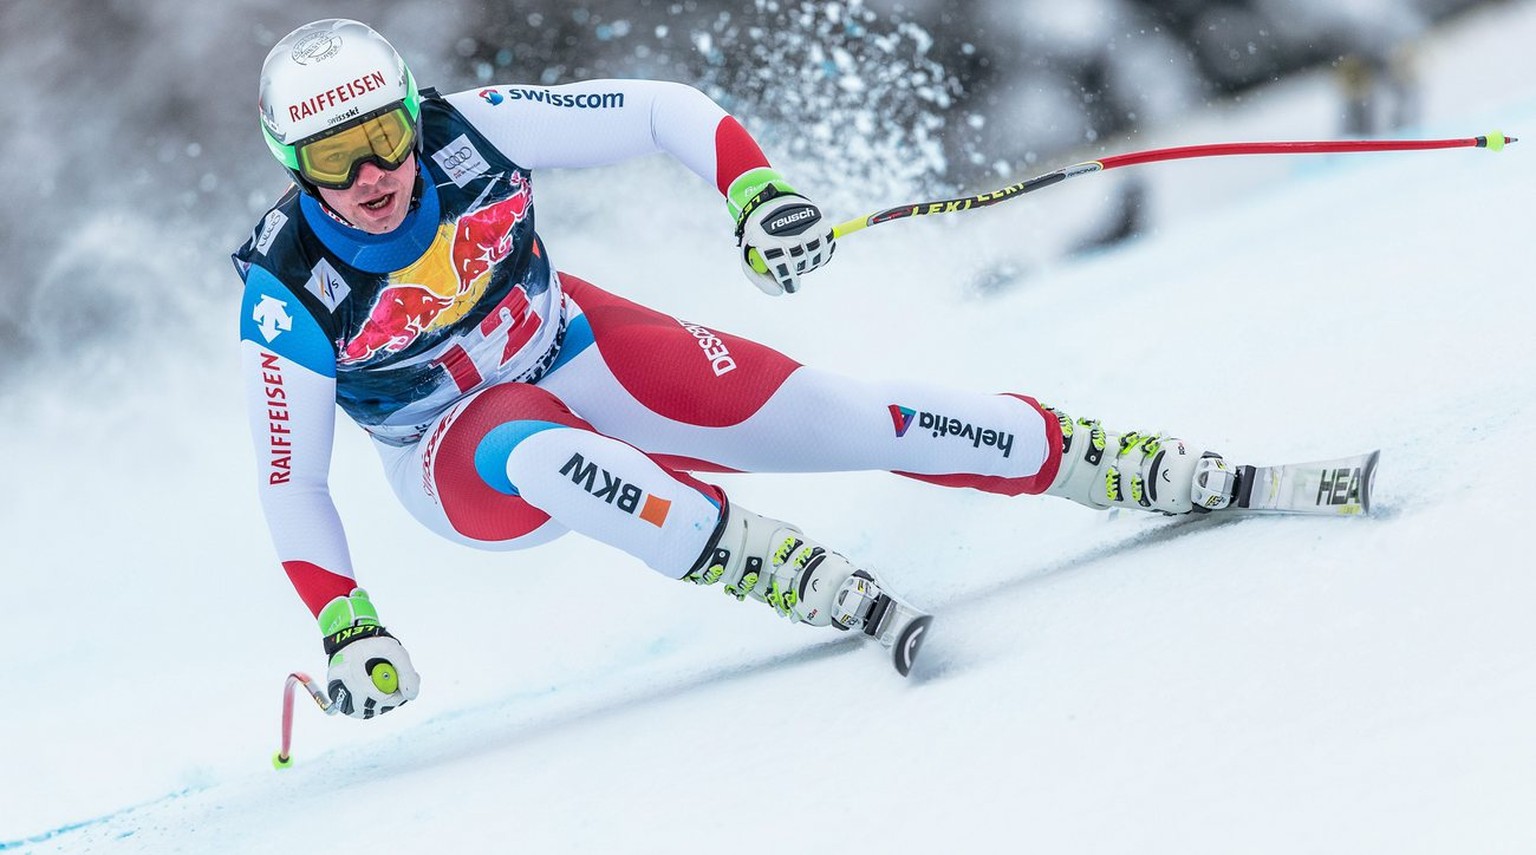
[863,593,934,677]
[1231,449,1380,516]
[851,450,1380,677]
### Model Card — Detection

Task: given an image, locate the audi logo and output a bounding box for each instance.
[439,147,474,169]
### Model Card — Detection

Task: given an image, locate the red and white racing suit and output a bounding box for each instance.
[234,79,1063,617]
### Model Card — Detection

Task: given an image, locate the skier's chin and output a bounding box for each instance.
[349,190,408,233]
[316,156,416,234]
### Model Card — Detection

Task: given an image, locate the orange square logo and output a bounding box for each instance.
[638,494,672,527]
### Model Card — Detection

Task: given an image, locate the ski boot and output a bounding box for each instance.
[685,500,933,676]
[1042,406,1238,515]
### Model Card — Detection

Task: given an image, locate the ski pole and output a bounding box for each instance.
[273,671,337,769]
[748,131,1515,270]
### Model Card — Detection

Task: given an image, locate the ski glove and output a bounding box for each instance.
[319,589,421,720]
[728,168,836,296]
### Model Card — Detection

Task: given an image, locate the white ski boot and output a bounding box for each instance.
[685,500,933,675]
[1042,406,1238,515]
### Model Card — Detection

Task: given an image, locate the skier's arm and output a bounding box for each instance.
[238,266,356,617]
[446,80,835,295]
[445,79,769,192]
[239,266,421,718]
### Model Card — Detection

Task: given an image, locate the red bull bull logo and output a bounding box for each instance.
[341,283,456,362]
[341,177,532,365]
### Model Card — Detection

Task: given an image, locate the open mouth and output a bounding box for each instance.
[360,191,395,213]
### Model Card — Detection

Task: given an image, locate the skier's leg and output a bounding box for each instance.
[542,274,1056,484]
[385,381,910,639]
[543,273,1233,514]
[387,382,724,575]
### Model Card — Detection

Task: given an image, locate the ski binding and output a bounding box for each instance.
[865,593,933,677]
[836,572,934,676]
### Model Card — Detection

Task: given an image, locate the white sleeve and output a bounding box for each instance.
[239,268,356,614]
[242,342,352,581]
[444,80,749,188]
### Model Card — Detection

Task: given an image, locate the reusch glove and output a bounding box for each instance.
[319,588,421,720]
[729,168,836,296]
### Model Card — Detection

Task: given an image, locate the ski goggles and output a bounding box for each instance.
[294,103,417,190]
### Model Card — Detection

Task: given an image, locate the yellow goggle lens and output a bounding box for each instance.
[295,108,416,188]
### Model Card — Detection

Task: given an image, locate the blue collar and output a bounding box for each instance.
[300,178,442,273]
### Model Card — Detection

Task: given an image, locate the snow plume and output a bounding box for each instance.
[0,0,289,387]
[677,0,972,207]
[457,0,975,209]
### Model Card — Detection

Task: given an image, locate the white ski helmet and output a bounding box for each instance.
[258,19,421,192]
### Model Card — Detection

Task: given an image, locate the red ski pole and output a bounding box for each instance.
[830,131,1517,237]
[273,671,337,769]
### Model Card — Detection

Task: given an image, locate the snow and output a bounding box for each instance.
[4,2,1536,853]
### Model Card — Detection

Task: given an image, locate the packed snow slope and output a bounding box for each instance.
[3,5,1534,854]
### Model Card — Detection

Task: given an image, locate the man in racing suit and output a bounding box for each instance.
[237,19,1235,717]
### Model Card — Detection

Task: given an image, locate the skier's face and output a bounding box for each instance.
[315,154,417,234]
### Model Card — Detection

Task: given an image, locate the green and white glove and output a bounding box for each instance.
[319,589,420,720]
[729,168,836,296]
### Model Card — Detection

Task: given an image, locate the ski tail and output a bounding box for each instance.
[864,595,933,677]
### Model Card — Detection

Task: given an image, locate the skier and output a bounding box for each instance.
[237,19,1241,718]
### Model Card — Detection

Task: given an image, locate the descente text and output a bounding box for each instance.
[678,320,736,376]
